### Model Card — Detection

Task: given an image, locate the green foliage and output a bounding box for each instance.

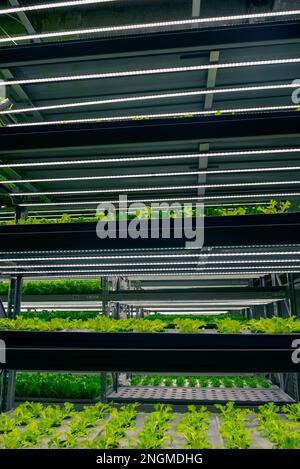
[0,317,166,333]
[81,404,138,449]
[210,376,222,388]
[131,319,167,333]
[257,403,300,449]
[173,318,206,333]
[244,376,257,388]
[247,317,300,334]
[222,376,234,388]
[144,313,246,323]
[0,200,292,227]
[130,375,142,386]
[141,376,152,386]
[129,374,270,389]
[164,377,174,387]
[0,279,101,297]
[187,376,197,387]
[0,401,299,449]
[282,403,300,422]
[0,315,299,335]
[175,376,186,387]
[128,404,173,449]
[199,376,209,387]
[152,375,164,386]
[214,318,245,334]
[177,405,211,449]
[215,402,253,449]
[15,373,111,399]
[255,376,270,388]
[20,310,99,321]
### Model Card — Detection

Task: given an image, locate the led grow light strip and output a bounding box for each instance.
[0,251,299,262]
[3,244,296,255]
[2,259,300,269]
[18,192,300,207]
[3,58,300,86]
[3,165,300,185]
[1,267,300,275]
[1,271,297,278]
[0,9,300,42]
[1,83,297,115]
[7,104,298,128]
[0,0,117,15]
[2,147,300,169]
[9,180,300,196]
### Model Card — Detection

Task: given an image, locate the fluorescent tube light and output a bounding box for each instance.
[0,0,117,15]
[7,104,298,128]
[9,180,300,196]
[2,165,300,185]
[1,83,297,115]
[1,147,300,169]
[3,59,300,87]
[0,251,298,262]
[0,9,299,42]
[18,192,300,207]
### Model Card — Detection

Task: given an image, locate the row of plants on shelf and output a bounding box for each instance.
[0,279,101,296]
[129,375,271,389]
[19,311,245,323]
[1,402,299,449]
[20,311,100,321]
[15,373,112,400]
[0,200,292,226]
[0,316,300,333]
[145,313,246,323]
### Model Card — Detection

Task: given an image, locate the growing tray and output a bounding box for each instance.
[107,385,294,406]
[0,213,300,251]
[1,331,300,373]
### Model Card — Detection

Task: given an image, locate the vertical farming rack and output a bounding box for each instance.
[0,2,300,411]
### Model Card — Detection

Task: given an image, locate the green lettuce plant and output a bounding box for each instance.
[177,405,211,449]
[215,402,253,449]
[128,404,173,449]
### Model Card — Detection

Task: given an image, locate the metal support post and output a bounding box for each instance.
[101,276,109,316]
[13,274,22,319]
[7,278,16,317]
[14,206,28,224]
[0,370,8,412]
[112,372,119,393]
[271,274,279,317]
[99,372,107,403]
[287,273,298,318]
[261,277,268,318]
[1,275,22,411]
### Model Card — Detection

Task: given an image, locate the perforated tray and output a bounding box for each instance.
[107,385,294,405]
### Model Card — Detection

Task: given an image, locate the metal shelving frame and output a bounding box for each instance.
[1,10,300,410]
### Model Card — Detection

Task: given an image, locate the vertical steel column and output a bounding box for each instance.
[99,372,107,403]
[7,278,16,317]
[1,275,22,411]
[101,276,109,316]
[261,277,268,318]
[271,274,279,317]
[13,274,22,319]
[14,206,28,224]
[0,370,8,413]
[112,372,119,393]
[287,273,298,318]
